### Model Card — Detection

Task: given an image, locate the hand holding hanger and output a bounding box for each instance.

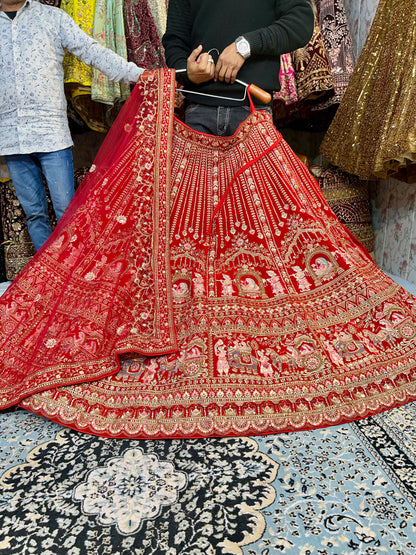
[140,67,272,105]
[178,46,272,104]
[187,45,215,84]
[187,44,244,86]
[214,42,245,84]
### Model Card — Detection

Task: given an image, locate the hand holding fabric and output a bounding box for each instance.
[214,43,245,84]
[187,45,215,84]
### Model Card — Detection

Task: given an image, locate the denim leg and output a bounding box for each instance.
[217,106,251,136]
[185,103,220,135]
[220,105,273,135]
[185,103,262,136]
[4,153,52,251]
[38,148,74,222]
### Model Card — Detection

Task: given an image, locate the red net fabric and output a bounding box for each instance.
[0,70,177,405]
[1,69,416,438]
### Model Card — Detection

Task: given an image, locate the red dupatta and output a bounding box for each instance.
[0,70,177,407]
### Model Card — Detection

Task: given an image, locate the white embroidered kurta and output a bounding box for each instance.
[0,0,143,155]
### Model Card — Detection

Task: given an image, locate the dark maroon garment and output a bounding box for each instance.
[123,0,167,70]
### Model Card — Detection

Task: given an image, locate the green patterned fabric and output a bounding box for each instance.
[91,0,131,105]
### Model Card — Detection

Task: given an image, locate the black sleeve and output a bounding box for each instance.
[162,0,194,85]
[244,0,315,56]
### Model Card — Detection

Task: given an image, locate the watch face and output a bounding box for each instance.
[237,38,250,57]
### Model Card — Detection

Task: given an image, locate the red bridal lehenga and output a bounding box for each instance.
[1,69,416,439]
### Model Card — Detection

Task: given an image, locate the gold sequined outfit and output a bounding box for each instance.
[320,0,416,181]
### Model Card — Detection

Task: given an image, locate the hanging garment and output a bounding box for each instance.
[123,0,167,69]
[61,0,96,88]
[0,180,36,281]
[311,166,375,255]
[273,53,298,114]
[274,2,335,128]
[61,0,109,133]
[320,0,416,181]
[290,2,335,105]
[146,0,167,40]
[311,0,355,111]
[1,69,416,439]
[91,0,131,106]
[0,178,58,281]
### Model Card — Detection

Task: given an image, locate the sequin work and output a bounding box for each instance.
[320,0,416,180]
[1,70,416,439]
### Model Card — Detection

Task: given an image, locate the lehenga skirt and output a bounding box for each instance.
[1,69,416,439]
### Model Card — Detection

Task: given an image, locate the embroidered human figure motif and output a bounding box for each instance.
[334,330,365,359]
[214,339,230,375]
[192,273,205,295]
[297,341,314,355]
[241,276,261,293]
[172,280,189,300]
[266,270,285,295]
[356,332,379,354]
[292,265,311,291]
[389,310,406,326]
[142,359,158,383]
[318,335,345,367]
[229,338,257,374]
[257,350,274,377]
[311,256,334,278]
[220,274,234,296]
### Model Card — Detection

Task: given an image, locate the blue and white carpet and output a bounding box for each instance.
[1,404,416,554]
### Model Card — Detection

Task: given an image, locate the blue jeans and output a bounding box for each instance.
[4,148,74,251]
[185,102,272,136]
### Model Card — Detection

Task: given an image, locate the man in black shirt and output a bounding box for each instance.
[162,0,314,135]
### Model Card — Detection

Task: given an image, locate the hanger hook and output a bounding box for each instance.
[207,48,220,62]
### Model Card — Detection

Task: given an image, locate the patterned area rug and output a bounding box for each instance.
[1,406,416,554]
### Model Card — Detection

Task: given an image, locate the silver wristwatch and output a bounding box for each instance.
[235,36,251,60]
